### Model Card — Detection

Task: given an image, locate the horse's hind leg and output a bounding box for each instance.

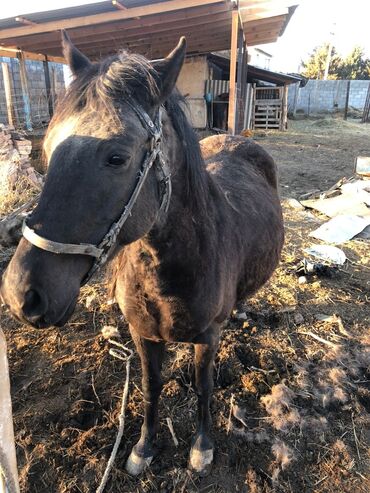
[189,324,220,476]
[125,326,165,476]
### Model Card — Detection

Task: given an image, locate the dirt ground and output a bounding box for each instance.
[1,116,369,493]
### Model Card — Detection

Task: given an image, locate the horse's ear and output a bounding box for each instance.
[61,30,91,77]
[152,37,186,103]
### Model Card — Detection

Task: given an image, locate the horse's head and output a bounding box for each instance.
[1,32,186,328]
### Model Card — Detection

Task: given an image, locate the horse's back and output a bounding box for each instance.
[200,134,284,301]
[200,134,278,190]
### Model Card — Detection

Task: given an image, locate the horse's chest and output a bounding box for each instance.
[114,247,207,342]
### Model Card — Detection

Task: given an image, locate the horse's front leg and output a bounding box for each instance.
[125,326,165,476]
[189,324,220,476]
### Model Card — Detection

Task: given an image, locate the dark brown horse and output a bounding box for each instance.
[1,33,284,476]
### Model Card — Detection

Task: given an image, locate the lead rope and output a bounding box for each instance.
[96,340,133,493]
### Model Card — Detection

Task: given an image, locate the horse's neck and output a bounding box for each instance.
[148,112,213,258]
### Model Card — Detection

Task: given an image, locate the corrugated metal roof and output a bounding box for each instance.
[0,1,165,30]
[0,1,296,61]
[208,53,302,86]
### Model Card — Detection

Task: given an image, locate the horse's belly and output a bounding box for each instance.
[238,225,284,300]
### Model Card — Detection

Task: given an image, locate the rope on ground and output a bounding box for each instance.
[96,339,133,493]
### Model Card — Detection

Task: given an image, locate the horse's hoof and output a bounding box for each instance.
[188,447,213,477]
[125,449,153,476]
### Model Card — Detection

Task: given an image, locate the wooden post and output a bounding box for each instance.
[51,66,57,105]
[240,41,248,104]
[251,83,256,129]
[1,62,16,127]
[0,329,20,493]
[292,82,299,118]
[43,58,54,119]
[244,83,254,129]
[17,51,33,131]
[235,28,245,134]
[343,80,351,120]
[240,40,248,131]
[281,84,288,130]
[228,10,239,135]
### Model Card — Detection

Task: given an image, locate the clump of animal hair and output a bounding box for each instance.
[232,426,269,443]
[271,439,296,469]
[231,403,270,442]
[271,439,296,481]
[300,414,328,432]
[260,382,301,432]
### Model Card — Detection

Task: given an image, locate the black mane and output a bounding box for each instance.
[164,90,208,211]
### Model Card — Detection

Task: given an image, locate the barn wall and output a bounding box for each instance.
[177,56,208,128]
[288,79,370,115]
[0,58,65,128]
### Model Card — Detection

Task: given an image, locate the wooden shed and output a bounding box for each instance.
[205,54,302,130]
[0,0,297,134]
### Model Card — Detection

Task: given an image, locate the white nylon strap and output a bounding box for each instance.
[22,222,103,258]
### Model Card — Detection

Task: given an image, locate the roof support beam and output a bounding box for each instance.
[0,0,228,39]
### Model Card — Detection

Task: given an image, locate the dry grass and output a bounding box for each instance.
[0,175,38,217]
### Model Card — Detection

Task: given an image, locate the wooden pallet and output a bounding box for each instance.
[252,87,283,130]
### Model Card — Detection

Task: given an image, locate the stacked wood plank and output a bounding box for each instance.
[0,124,42,192]
[252,87,284,130]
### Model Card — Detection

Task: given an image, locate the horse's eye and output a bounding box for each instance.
[107,155,127,167]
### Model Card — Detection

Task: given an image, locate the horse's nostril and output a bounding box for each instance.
[22,288,48,321]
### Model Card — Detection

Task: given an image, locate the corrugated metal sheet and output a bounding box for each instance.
[0,2,297,61]
[208,54,302,86]
[205,79,230,96]
[0,1,165,30]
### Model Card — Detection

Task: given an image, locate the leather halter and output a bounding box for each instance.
[22,98,172,285]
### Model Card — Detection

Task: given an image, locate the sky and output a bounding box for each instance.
[264,0,370,72]
[1,0,370,73]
